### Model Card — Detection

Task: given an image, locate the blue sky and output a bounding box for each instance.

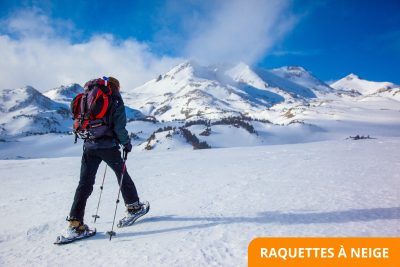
[267,0,400,83]
[0,0,399,89]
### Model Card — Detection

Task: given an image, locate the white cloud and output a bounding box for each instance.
[1,3,298,91]
[3,7,57,38]
[183,0,297,65]
[0,8,182,91]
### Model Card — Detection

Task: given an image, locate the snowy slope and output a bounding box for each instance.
[269,66,335,96]
[0,134,82,159]
[0,86,71,139]
[0,138,399,266]
[2,91,399,156]
[2,106,400,158]
[331,74,400,97]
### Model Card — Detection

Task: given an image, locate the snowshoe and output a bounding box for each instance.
[54,220,96,245]
[117,201,150,228]
[54,228,96,245]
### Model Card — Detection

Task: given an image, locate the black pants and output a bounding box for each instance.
[69,146,139,222]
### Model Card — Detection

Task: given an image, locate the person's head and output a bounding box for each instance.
[108,76,120,91]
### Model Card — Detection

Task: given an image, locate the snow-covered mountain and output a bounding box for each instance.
[124,61,269,121]
[1,62,399,149]
[123,61,341,122]
[43,83,84,104]
[269,66,335,96]
[0,83,146,140]
[331,74,400,100]
[0,86,71,139]
[118,62,399,151]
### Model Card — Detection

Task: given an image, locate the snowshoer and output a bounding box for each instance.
[62,76,148,241]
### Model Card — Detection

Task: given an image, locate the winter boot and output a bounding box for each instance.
[117,201,150,228]
[54,217,96,245]
[127,202,143,214]
[64,217,90,239]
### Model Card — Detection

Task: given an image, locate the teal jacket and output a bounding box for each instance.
[111,92,130,145]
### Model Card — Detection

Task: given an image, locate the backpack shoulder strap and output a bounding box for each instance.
[87,87,110,119]
[105,94,119,127]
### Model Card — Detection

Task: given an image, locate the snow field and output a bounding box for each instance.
[0,138,399,266]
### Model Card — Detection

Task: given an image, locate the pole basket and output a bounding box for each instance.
[106,231,116,240]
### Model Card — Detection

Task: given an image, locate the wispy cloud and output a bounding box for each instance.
[0,8,182,91]
[182,0,297,65]
[271,49,322,57]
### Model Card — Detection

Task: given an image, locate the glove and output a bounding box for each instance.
[123,142,132,153]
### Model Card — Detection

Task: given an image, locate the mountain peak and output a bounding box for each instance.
[345,73,360,80]
[275,66,307,75]
[22,85,41,95]
[331,73,397,95]
[44,83,83,103]
[271,66,315,80]
[269,66,333,95]
[166,60,197,75]
[286,66,307,72]
[224,62,266,87]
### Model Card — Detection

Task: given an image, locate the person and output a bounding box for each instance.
[65,76,145,237]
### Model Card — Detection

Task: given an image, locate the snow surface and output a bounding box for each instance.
[0,138,399,266]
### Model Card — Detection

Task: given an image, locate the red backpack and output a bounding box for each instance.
[70,78,115,142]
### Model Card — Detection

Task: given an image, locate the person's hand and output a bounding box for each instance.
[123,142,132,153]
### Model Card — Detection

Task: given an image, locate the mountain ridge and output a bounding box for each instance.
[0,86,71,138]
[124,61,341,121]
[1,62,399,144]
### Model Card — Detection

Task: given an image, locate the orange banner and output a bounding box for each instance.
[248,237,400,267]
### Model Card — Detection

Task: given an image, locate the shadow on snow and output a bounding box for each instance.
[114,207,400,238]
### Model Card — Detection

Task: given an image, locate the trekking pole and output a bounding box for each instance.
[106,149,128,241]
[92,164,108,223]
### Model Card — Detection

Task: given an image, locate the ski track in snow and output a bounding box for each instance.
[0,139,399,266]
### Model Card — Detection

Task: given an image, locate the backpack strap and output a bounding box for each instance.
[107,94,119,128]
[88,89,109,119]
[73,92,89,143]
